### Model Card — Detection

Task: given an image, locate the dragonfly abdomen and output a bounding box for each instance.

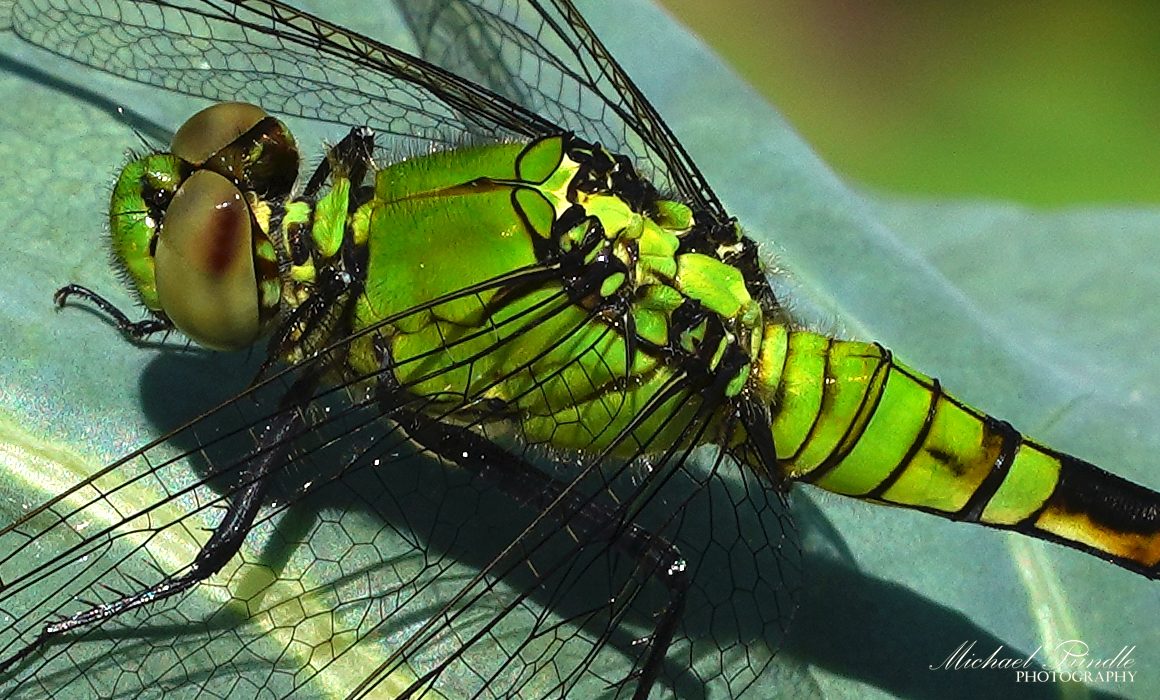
[754,324,1160,577]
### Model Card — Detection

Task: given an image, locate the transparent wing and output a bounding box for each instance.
[395,0,728,214]
[4,0,726,216]
[7,0,549,145]
[0,265,800,699]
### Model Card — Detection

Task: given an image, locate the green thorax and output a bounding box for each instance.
[277,134,772,454]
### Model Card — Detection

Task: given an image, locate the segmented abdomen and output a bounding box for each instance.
[755,324,1160,578]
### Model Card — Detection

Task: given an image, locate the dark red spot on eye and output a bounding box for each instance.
[204,196,247,277]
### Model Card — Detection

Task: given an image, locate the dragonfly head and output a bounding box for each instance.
[108,102,297,350]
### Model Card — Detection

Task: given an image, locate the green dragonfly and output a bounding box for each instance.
[0,1,1155,700]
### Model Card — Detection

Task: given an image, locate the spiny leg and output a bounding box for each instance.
[302,126,376,199]
[284,125,374,274]
[0,371,319,676]
[394,408,688,700]
[53,284,173,341]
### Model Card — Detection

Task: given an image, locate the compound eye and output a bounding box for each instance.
[154,169,259,350]
[171,102,268,165]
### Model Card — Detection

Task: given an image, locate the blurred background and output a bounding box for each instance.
[659,0,1160,207]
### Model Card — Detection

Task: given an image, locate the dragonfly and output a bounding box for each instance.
[0,1,1155,700]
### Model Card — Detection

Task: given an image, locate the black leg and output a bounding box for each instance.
[395,409,688,700]
[302,126,376,199]
[54,284,173,341]
[0,372,318,676]
[257,265,361,382]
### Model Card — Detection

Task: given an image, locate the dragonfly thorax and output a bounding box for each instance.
[265,132,768,457]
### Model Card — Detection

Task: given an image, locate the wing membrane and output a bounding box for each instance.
[2,261,798,698]
[7,0,726,211]
[397,0,726,212]
[10,0,548,144]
